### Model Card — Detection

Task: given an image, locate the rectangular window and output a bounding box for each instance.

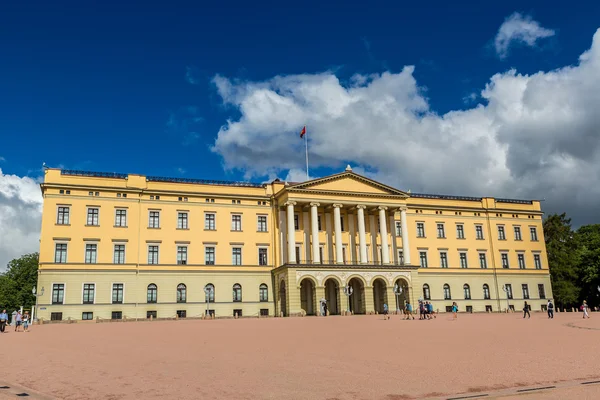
[146,311,157,319]
[498,226,506,240]
[340,216,345,232]
[257,215,268,232]
[205,247,215,265]
[417,223,425,238]
[440,252,448,268]
[51,312,63,321]
[296,246,302,264]
[456,224,465,239]
[319,246,324,263]
[530,227,538,241]
[479,253,487,269]
[52,284,64,304]
[459,252,468,268]
[318,216,322,231]
[83,283,95,304]
[419,251,428,268]
[260,309,269,316]
[177,246,188,265]
[522,284,530,300]
[111,311,122,320]
[231,214,242,231]
[114,245,125,264]
[501,253,509,268]
[82,312,93,320]
[85,244,97,264]
[54,243,67,263]
[475,225,484,240]
[538,284,546,299]
[518,253,526,269]
[505,284,513,299]
[232,247,242,265]
[534,254,542,269]
[115,209,127,227]
[259,248,268,265]
[148,211,160,228]
[112,284,123,304]
[177,310,187,318]
[294,214,299,230]
[437,223,445,238]
[395,221,402,237]
[177,212,188,229]
[205,213,215,230]
[514,226,522,241]
[148,245,159,264]
[87,208,99,226]
[57,206,70,225]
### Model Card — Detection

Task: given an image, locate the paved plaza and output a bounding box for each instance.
[2,312,600,399]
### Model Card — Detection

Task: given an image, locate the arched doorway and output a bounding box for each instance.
[324,278,340,315]
[300,278,316,315]
[372,278,388,314]
[348,277,366,314]
[279,280,287,317]
[393,278,410,312]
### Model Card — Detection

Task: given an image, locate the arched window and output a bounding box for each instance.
[259,284,268,302]
[204,284,215,302]
[233,283,242,302]
[177,283,187,303]
[423,284,431,300]
[463,284,471,300]
[483,284,490,300]
[147,284,157,303]
[443,284,451,300]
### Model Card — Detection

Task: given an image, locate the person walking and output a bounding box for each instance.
[405,302,414,320]
[0,310,8,333]
[523,301,531,319]
[23,311,30,332]
[547,300,554,319]
[14,310,22,332]
[383,303,389,320]
[582,300,590,319]
[427,302,435,319]
[451,302,458,319]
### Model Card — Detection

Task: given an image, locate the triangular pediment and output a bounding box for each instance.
[288,172,408,197]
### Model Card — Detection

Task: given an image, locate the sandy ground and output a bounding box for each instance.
[2,312,600,400]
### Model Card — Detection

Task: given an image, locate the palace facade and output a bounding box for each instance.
[35,167,552,321]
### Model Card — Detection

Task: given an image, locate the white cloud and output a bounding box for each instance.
[0,169,43,271]
[177,167,186,175]
[495,12,555,59]
[212,29,600,226]
[0,157,5,162]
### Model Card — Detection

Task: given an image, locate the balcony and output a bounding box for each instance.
[281,259,415,269]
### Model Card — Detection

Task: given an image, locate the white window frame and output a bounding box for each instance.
[148,210,161,228]
[177,245,188,265]
[478,252,488,269]
[54,241,69,263]
[232,247,242,265]
[258,246,268,266]
[204,245,216,265]
[147,244,160,265]
[51,282,66,305]
[475,224,484,240]
[177,212,189,230]
[113,243,126,264]
[231,214,242,231]
[56,205,70,225]
[204,212,216,230]
[456,223,465,239]
[86,206,100,226]
[84,241,99,264]
[419,250,428,268]
[257,215,268,232]
[114,208,127,227]
[111,282,125,304]
[81,282,96,305]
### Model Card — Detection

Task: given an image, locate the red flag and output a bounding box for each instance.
[300,125,306,138]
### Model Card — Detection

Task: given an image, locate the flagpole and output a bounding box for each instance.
[305,126,309,180]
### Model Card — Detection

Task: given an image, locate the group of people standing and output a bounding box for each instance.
[0,309,30,333]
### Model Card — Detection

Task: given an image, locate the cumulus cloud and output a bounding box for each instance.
[0,169,43,271]
[494,12,555,59]
[212,29,600,227]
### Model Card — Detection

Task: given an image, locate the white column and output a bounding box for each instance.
[286,201,296,264]
[279,210,287,264]
[310,203,320,263]
[378,206,390,264]
[303,211,310,262]
[400,206,411,265]
[326,212,333,262]
[389,214,398,264]
[333,204,344,263]
[349,214,357,263]
[357,205,368,263]
[369,214,377,262]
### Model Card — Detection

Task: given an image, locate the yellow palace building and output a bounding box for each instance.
[35,166,552,321]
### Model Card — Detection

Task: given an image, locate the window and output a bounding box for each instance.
[522,284,530,299]
[538,284,546,299]
[395,221,402,236]
[54,243,67,263]
[417,222,425,238]
[205,247,215,265]
[233,309,243,317]
[318,216,322,231]
[456,224,465,239]
[530,227,538,241]
[259,248,268,266]
[483,284,490,300]
[463,284,471,300]
[459,252,468,268]
[534,254,542,269]
[147,284,157,303]
[398,250,404,265]
[231,214,242,231]
[319,247,323,263]
[51,312,63,321]
[205,213,216,230]
[479,253,487,269]
[439,252,448,268]
[146,311,157,319]
[112,284,123,304]
[87,208,99,226]
[115,209,127,227]
[52,284,64,304]
[114,244,125,264]
[177,246,188,265]
[259,284,269,302]
[504,284,513,299]
[340,216,344,232]
[232,247,242,265]
[475,225,484,240]
[498,226,506,240]
[176,310,187,318]
[177,283,187,303]
[205,284,215,302]
[514,226,522,240]
[148,245,159,264]
[82,312,93,320]
[177,212,188,229]
[443,284,451,300]
[85,244,97,264]
[294,214,299,230]
[518,253,526,269]
[437,223,445,238]
[423,284,431,300]
[419,251,428,268]
[111,311,122,320]
[233,283,242,302]
[501,253,509,268]
[83,283,95,304]
[148,211,160,228]
[260,309,269,316]
[257,215,268,232]
[57,206,70,225]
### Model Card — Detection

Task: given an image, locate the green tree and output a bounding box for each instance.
[0,253,38,311]
[544,213,580,308]
[575,224,600,307]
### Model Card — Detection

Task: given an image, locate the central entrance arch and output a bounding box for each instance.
[324,278,340,315]
[300,278,316,315]
[348,277,366,314]
[279,280,287,317]
[393,278,410,311]
[372,278,388,314]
